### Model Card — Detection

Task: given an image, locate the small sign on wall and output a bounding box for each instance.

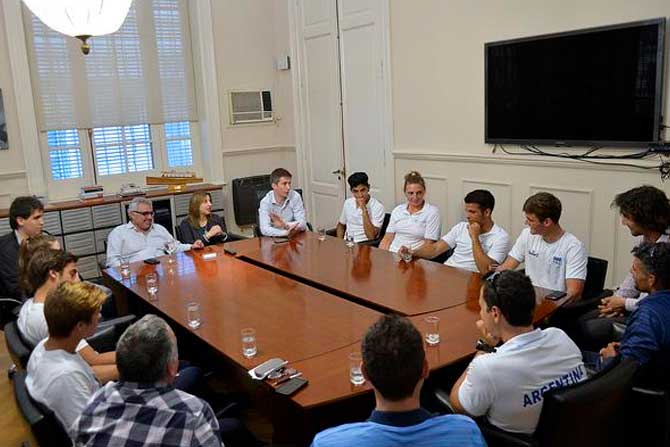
[0,89,7,150]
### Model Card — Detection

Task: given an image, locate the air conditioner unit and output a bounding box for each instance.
[229,90,273,125]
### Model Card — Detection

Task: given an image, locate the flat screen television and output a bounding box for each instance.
[485,18,666,147]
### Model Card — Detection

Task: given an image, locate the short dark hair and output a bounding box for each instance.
[9,196,44,230]
[464,189,495,212]
[482,270,536,327]
[523,192,562,223]
[26,249,78,292]
[270,168,292,185]
[362,314,424,401]
[347,172,369,189]
[44,282,106,338]
[632,242,670,290]
[612,186,670,234]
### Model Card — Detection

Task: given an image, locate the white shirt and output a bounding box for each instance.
[338,197,385,243]
[17,298,88,351]
[458,328,586,434]
[386,202,441,253]
[258,190,307,237]
[508,228,587,292]
[26,339,99,439]
[443,222,510,272]
[106,222,191,267]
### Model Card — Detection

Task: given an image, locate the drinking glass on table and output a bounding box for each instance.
[241,328,257,358]
[165,240,178,264]
[120,256,131,278]
[345,232,355,248]
[318,228,327,241]
[145,272,158,298]
[424,315,440,346]
[186,300,201,329]
[349,351,365,386]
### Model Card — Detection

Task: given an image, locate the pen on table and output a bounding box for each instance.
[275,372,302,386]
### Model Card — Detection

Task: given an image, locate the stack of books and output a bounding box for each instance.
[79,185,104,201]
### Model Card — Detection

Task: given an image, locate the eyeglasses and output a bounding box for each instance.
[132,210,155,217]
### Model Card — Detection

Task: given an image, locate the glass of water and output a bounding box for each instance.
[145,272,158,298]
[186,300,201,329]
[345,232,355,248]
[165,240,178,264]
[425,315,440,346]
[401,249,413,263]
[120,257,130,278]
[349,351,365,386]
[241,328,257,358]
[318,228,327,241]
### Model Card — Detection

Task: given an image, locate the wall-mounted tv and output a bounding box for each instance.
[485,18,666,147]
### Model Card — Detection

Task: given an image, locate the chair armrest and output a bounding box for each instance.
[326,228,337,237]
[433,387,456,414]
[86,325,117,352]
[13,371,44,426]
[478,419,536,447]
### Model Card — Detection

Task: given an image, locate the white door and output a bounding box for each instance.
[337,0,392,207]
[295,0,346,230]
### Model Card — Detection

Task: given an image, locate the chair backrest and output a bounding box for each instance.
[535,356,638,447]
[582,256,608,299]
[13,370,71,447]
[232,175,272,227]
[174,223,184,243]
[4,320,32,369]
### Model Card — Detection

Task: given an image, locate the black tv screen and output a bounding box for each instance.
[485,18,666,147]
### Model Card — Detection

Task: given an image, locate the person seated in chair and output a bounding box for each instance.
[177,192,228,245]
[0,196,44,299]
[599,242,670,384]
[26,281,106,439]
[400,189,509,273]
[258,168,306,237]
[312,314,486,447]
[74,315,255,447]
[450,270,586,434]
[497,192,587,301]
[336,172,385,243]
[17,248,118,382]
[106,197,204,267]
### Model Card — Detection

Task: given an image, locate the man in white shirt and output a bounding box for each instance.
[336,172,385,243]
[498,192,587,300]
[106,197,203,267]
[258,168,307,237]
[26,281,106,439]
[450,270,586,434]
[401,190,509,273]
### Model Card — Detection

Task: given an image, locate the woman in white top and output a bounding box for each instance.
[379,171,441,253]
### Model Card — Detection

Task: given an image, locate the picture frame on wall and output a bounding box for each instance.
[0,89,7,150]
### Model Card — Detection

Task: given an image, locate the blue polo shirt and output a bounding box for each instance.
[620,289,670,369]
[310,408,486,447]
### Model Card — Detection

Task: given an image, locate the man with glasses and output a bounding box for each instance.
[450,270,586,434]
[106,197,203,267]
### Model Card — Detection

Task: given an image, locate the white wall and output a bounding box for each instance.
[390,0,670,286]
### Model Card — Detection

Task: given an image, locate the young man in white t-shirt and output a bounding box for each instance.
[450,270,586,434]
[401,190,509,273]
[26,281,106,438]
[336,172,385,243]
[498,192,587,300]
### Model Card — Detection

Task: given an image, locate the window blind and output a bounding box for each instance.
[165,121,193,167]
[94,124,154,176]
[47,129,83,180]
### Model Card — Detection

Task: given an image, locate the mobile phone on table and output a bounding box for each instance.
[545,290,567,301]
[275,377,308,396]
[143,258,160,265]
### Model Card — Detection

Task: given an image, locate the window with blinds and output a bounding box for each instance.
[47,129,83,180]
[94,125,154,176]
[165,121,193,167]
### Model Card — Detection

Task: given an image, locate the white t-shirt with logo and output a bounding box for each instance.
[442,222,510,272]
[26,339,99,438]
[338,197,385,243]
[17,298,88,351]
[458,328,586,434]
[386,202,441,253]
[508,228,587,292]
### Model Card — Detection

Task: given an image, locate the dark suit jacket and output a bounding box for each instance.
[0,231,20,298]
[177,214,228,246]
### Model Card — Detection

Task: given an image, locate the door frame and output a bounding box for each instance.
[288,0,395,223]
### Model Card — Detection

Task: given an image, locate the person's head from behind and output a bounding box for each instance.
[630,242,670,293]
[10,196,45,237]
[19,234,60,294]
[612,186,670,237]
[187,192,212,227]
[270,168,293,200]
[403,171,426,207]
[26,248,79,294]
[347,172,370,201]
[480,270,536,339]
[464,189,495,225]
[116,315,179,384]
[362,314,427,402]
[127,197,154,232]
[44,282,106,341]
[523,192,562,235]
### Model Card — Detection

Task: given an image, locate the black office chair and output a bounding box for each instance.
[13,370,71,447]
[627,383,670,447]
[430,247,455,265]
[0,297,23,328]
[4,320,31,376]
[582,256,608,300]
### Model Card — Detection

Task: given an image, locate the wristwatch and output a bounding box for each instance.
[475,338,496,353]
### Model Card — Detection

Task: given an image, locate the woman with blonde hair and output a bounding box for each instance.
[177,192,227,245]
[379,171,441,253]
